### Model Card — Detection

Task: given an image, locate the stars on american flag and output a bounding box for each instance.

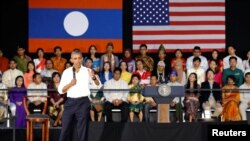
[133,0,169,25]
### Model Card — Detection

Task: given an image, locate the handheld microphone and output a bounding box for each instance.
[73,67,76,79]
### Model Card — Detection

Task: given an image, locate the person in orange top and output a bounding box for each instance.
[24,61,36,88]
[221,75,241,121]
[0,49,9,73]
[51,46,67,74]
[171,49,186,71]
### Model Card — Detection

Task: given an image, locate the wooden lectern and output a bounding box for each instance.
[142,85,185,123]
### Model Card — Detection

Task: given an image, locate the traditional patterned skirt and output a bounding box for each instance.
[91,101,104,113]
[48,105,64,120]
[184,97,199,117]
[129,103,143,113]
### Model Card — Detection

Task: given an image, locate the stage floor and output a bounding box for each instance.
[0,121,249,141]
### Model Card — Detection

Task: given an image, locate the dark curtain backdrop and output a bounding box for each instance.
[1,0,250,59]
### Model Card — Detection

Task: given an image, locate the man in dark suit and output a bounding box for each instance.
[200,69,222,117]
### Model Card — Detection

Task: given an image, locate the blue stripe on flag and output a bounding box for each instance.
[29,9,122,38]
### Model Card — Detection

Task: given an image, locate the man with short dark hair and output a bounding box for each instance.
[187,57,205,85]
[51,46,67,74]
[2,59,23,88]
[58,49,99,141]
[201,69,222,118]
[84,57,93,69]
[223,45,244,71]
[27,73,47,113]
[186,46,208,70]
[104,67,129,122]
[40,59,57,84]
[135,44,155,72]
[13,45,32,73]
[222,56,244,87]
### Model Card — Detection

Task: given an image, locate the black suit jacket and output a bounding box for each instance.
[200,81,222,104]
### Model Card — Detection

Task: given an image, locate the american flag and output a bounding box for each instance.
[132,0,225,52]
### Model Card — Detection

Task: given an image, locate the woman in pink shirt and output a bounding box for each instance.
[209,59,222,86]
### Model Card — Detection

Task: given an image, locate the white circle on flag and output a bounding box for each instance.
[63,11,89,37]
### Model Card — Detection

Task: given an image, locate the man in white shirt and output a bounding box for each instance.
[104,68,129,122]
[58,49,99,141]
[223,45,244,71]
[239,72,250,120]
[2,59,23,88]
[40,59,57,84]
[186,46,208,71]
[27,73,47,114]
[187,57,206,85]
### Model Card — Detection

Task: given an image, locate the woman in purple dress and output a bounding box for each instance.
[8,75,27,128]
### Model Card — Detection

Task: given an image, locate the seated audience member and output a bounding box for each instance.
[120,48,136,73]
[173,59,186,85]
[24,61,36,88]
[154,45,170,74]
[0,49,9,73]
[51,46,67,74]
[99,61,113,84]
[13,45,32,73]
[2,59,23,88]
[186,46,208,71]
[133,59,151,86]
[171,49,186,71]
[208,49,223,72]
[8,76,27,128]
[83,45,100,74]
[84,57,93,69]
[167,70,183,122]
[184,73,200,122]
[187,57,205,85]
[27,73,47,114]
[104,68,129,122]
[223,45,244,71]
[221,75,241,121]
[119,61,132,84]
[40,59,57,84]
[222,56,244,87]
[128,74,144,122]
[242,50,250,72]
[64,61,72,70]
[100,42,119,72]
[239,72,250,121]
[48,72,65,127]
[135,44,154,72]
[208,59,223,86]
[200,69,222,118]
[154,61,168,84]
[0,73,8,120]
[144,75,158,122]
[89,70,103,122]
[33,48,46,73]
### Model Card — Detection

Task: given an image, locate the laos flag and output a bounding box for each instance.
[29,0,122,53]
